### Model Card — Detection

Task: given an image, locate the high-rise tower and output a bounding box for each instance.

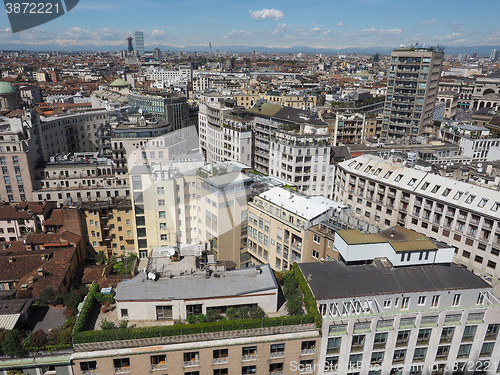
[127,37,133,53]
[381,46,444,141]
[134,30,144,56]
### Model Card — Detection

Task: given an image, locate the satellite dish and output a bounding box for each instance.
[147,272,157,280]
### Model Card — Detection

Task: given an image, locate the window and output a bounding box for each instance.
[121,309,128,318]
[440,327,455,343]
[214,370,228,375]
[417,296,426,305]
[312,250,319,259]
[186,304,202,316]
[242,365,256,374]
[485,324,500,340]
[184,352,199,367]
[301,340,315,355]
[413,347,427,362]
[159,211,166,218]
[431,295,439,307]
[457,344,471,358]
[156,305,172,319]
[436,346,450,360]
[80,361,97,374]
[417,329,431,344]
[158,199,165,206]
[270,343,285,358]
[150,354,167,370]
[462,325,477,341]
[349,353,363,366]
[242,346,257,361]
[113,358,131,373]
[269,363,283,374]
[213,349,229,364]
[452,294,461,306]
[401,297,410,309]
[351,335,365,351]
[480,342,495,357]
[383,299,391,308]
[393,349,406,363]
[313,234,320,244]
[371,352,384,364]
[396,330,410,346]
[327,337,341,354]
[159,223,167,230]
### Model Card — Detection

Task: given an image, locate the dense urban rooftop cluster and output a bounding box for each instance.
[0,43,500,375]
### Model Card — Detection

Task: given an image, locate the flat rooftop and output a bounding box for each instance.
[299,261,489,300]
[116,264,277,302]
[258,186,345,221]
[337,226,438,252]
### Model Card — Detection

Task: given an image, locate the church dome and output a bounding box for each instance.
[0,81,16,94]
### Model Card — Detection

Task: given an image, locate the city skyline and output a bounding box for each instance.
[0,0,499,51]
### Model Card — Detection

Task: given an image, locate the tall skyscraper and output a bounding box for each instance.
[127,37,133,53]
[134,30,144,56]
[490,48,499,62]
[381,46,444,141]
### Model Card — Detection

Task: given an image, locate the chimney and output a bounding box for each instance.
[37,268,45,276]
[8,257,15,263]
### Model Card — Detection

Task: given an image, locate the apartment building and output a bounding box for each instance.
[130,158,252,266]
[246,186,346,270]
[333,112,365,145]
[198,93,253,165]
[249,104,335,197]
[72,324,320,375]
[382,47,444,141]
[334,155,500,290]
[302,256,500,375]
[81,198,135,259]
[0,201,54,242]
[33,153,130,206]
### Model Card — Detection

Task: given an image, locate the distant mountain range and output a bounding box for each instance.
[1,43,499,56]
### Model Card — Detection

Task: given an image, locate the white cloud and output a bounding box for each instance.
[336,21,344,27]
[420,19,436,25]
[272,23,289,35]
[249,8,283,21]
[223,29,252,39]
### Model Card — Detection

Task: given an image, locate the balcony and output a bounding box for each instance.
[114,368,131,374]
[213,357,229,365]
[270,352,285,359]
[242,354,257,361]
[301,348,315,356]
[184,360,200,367]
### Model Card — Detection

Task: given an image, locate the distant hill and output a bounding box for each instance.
[1,43,498,56]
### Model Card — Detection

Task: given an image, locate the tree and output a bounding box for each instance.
[96,251,107,265]
[100,318,115,330]
[39,286,56,305]
[206,309,222,322]
[31,329,46,347]
[286,295,302,315]
[118,320,129,329]
[249,305,265,319]
[1,330,25,357]
[63,291,81,313]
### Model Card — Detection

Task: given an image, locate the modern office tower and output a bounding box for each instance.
[127,37,133,53]
[134,30,144,56]
[490,49,499,62]
[382,47,444,141]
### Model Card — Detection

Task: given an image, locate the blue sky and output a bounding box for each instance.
[1,0,499,50]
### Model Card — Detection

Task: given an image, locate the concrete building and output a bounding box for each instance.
[334,154,500,291]
[301,258,500,375]
[436,90,458,120]
[115,264,278,321]
[81,198,135,259]
[333,112,365,145]
[0,201,55,242]
[382,47,444,141]
[198,93,253,165]
[127,92,195,131]
[130,158,252,267]
[246,186,346,270]
[134,31,144,56]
